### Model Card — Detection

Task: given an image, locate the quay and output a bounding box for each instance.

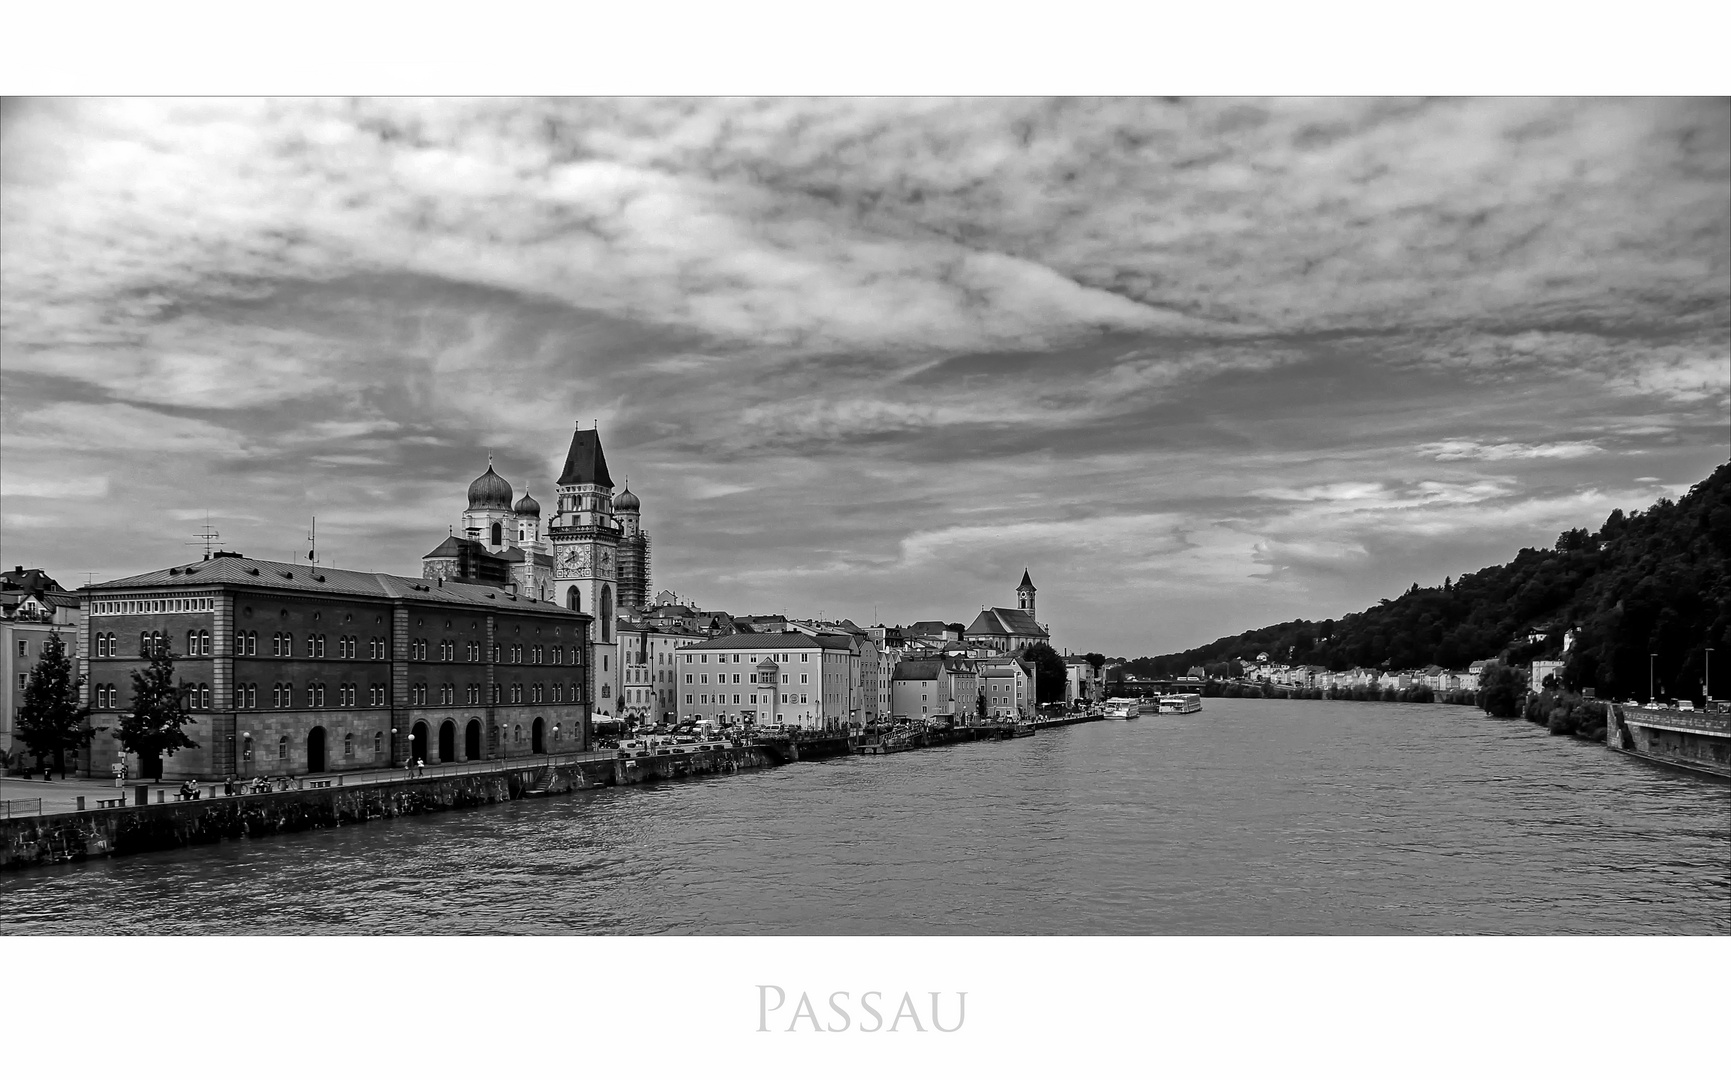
[853,709,1105,755]
[1608,704,1731,780]
[0,734,852,872]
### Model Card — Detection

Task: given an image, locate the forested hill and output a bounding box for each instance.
[1127,462,1731,701]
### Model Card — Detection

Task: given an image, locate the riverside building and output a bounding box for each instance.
[77,553,590,781]
[675,632,862,731]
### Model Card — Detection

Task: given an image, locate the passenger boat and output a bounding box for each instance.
[1102,698,1139,720]
[1157,693,1203,714]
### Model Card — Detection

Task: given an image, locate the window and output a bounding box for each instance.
[315,683,327,707]
[801,673,809,684]
[187,630,199,654]
[374,731,383,754]
[552,684,561,702]
[491,522,503,546]
[344,733,355,757]
[278,735,289,759]
[493,644,501,663]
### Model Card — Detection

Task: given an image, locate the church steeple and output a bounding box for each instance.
[1017,568,1036,620]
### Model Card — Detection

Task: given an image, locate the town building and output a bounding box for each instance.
[77,553,591,781]
[1531,659,1567,693]
[616,619,702,725]
[891,654,979,721]
[674,631,861,731]
[978,656,1034,720]
[962,569,1050,653]
[2,567,81,765]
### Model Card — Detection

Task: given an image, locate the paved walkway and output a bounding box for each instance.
[0,750,620,818]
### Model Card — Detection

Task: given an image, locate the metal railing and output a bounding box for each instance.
[1,798,44,819]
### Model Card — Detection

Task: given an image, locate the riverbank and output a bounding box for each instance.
[1,743,782,871]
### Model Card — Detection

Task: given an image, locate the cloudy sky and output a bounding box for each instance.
[1,97,1727,656]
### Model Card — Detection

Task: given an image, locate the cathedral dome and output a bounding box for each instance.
[614,486,641,513]
[513,489,541,517]
[467,464,513,511]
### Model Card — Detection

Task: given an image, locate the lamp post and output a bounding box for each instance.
[390,726,399,773]
[1705,648,1714,703]
[1649,653,1657,704]
[241,731,251,781]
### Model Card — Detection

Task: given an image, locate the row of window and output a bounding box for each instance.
[687,671,807,685]
[687,693,810,706]
[91,598,213,615]
[406,639,575,665]
[687,652,817,664]
[402,682,581,706]
[94,682,216,709]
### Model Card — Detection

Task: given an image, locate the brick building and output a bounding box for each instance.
[78,553,590,780]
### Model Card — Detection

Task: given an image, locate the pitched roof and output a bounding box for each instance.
[963,607,1047,639]
[676,631,847,652]
[85,556,586,618]
[556,428,614,487]
[1018,568,1035,591]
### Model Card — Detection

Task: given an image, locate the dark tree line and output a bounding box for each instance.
[1115,463,1730,703]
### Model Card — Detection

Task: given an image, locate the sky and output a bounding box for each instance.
[1,97,1727,657]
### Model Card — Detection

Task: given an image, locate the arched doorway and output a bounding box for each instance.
[307,726,327,774]
[410,721,429,766]
[465,719,482,760]
[532,717,546,754]
[566,585,580,611]
[438,720,456,763]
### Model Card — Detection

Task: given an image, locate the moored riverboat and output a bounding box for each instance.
[1158,694,1203,714]
[1103,698,1138,720]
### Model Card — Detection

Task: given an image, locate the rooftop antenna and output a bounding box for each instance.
[307,516,317,567]
[187,514,220,560]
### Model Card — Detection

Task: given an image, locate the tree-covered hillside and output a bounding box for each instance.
[1124,462,1731,703]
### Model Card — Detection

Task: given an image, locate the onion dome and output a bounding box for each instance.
[466,463,513,511]
[513,489,541,517]
[614,486,640,513]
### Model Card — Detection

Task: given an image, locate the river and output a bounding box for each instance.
[3,699,1727,934]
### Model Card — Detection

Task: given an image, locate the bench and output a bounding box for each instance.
[308,779,334,789]
[95,798,124,809]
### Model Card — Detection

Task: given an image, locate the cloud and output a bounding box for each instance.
[1420,440,1604,461]
[2,97,1726,654]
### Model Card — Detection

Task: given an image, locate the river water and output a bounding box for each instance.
[3,700,1727,934]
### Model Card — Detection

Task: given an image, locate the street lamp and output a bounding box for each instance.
[241,731,252,780]
[1705,648,1715,703]
[1649,653,1658,704]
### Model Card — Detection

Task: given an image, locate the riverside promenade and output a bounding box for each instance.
[0,750,617,820]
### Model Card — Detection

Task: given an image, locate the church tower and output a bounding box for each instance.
[1017,568,1036,622]
[549,425,620,647]
[613,482,650,616]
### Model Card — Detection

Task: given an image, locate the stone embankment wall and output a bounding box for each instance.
[2,746,775,872]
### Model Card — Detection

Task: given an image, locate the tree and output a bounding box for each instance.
[1020,642,1067,704]
[1476,661,1527,719]
[118,644,199,780]
[976,689,986,718]
[14,631,93,779]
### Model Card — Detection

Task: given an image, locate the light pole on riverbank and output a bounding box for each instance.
[1649,653,1658,703]
[1706,648,1714,702]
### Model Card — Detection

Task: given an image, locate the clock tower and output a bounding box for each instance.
[550,425,621,710]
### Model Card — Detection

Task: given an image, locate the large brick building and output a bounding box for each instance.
[78,554,590,780]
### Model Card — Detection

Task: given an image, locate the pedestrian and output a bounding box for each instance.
[415,757,425,778]
[42,761,52,782]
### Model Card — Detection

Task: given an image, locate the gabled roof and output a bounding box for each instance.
[85,556,586,618]
[963,607,1047,639]
[556,428,614,488]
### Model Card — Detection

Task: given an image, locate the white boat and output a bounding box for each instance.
[1102,698,1139,720]
[1158,693,1202,714]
